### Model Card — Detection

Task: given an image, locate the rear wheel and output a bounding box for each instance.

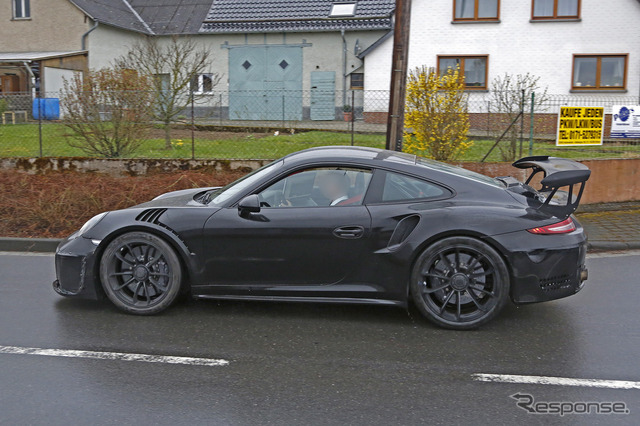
[411,237,510,329]
[100,232,182,315]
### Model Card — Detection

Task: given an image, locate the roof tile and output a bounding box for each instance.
[200,0,395,33]
[69,0,395,35]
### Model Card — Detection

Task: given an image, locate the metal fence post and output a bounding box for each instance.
[37,95,43,157]
[191,92,195,160]
[519,89,525,159]
[281,94,285,128]
[529,92,535,156]
[487,100,491,138]
[351,90,355,146]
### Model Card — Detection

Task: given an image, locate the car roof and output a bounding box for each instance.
[283,146,418,166]
[282,146,503,189]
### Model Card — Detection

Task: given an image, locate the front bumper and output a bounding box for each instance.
[53,236,102,300]
[491,225,588,304]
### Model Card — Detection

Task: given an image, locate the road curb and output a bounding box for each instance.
[588,241,640,252]
[0,238,62,253]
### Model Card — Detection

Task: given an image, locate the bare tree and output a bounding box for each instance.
[114,36,219,149]
[60,69,155,158]
[488,73,549,161]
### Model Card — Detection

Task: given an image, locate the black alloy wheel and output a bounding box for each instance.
[411,237,510,329]
[100,232,182,315]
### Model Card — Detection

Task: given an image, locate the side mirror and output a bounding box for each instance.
[238,194,261,217]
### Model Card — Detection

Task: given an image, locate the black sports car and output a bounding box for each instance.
[53,147,591,329]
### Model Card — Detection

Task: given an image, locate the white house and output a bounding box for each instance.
[363,0,640,124]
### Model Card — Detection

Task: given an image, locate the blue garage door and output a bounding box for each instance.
[229,46,302,121]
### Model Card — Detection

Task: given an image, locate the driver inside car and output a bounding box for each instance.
[318,171,350,206]
[279,170,351,207]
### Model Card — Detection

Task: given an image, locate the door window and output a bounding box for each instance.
[258,167,372,208]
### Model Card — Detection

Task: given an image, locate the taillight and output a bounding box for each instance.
[527,217,576,235]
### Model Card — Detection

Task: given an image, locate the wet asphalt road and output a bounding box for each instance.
[1,251,639,425]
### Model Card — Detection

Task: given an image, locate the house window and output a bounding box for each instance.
[350,73,364,89]
[330,3,356,17]
[13,0,31,19]
[1,74,21,93]
[572,55,627,90]
[191,74,215,94]
[532,0,580,19]
[154,73,170,90]
[454,0,499,21]
[438,56,488,89]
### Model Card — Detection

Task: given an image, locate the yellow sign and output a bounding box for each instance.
[557,107,604,146]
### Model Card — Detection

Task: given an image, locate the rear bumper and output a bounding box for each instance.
[490,224,588,304]
[53,236,102,300]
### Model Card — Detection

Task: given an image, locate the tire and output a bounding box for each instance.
[100,232,182,315]
[411,236,510,330]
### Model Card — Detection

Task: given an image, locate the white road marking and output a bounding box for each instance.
[0,345,229,367]
[473,373,640,390]
[0,251,54,257]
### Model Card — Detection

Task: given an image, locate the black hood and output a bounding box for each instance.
[133,187,219,208]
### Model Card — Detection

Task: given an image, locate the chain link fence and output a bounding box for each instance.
[464,91,640,161]
[1,89,638,161]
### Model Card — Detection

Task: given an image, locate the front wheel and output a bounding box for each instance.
[411,237,510,329]
[100,232,182,315]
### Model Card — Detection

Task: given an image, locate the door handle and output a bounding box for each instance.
[333,226,364,239]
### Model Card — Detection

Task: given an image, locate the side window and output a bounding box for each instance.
[258,167,372,208]
[454,0,499,21]
[532,0,580,20]
[381,172,449,202]
[13,0,30,19]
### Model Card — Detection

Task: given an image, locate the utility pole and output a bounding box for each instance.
[385,0,412,151]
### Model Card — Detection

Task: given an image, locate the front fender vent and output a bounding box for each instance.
[134,208,192,255]
[135,208,167,224]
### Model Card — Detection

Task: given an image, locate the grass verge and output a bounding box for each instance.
[1,123,638,161]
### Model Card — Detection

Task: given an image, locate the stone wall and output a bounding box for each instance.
[2,156,638,205]
[0,157,272,177]
[454,158,640,204]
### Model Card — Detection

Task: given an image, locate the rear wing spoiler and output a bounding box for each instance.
[511,156,591,214]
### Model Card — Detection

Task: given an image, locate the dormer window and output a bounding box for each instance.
[330,2,357,17]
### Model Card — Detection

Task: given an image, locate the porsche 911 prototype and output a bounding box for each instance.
[53,147,590,329]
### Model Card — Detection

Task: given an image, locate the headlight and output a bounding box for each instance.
[78,212,107,237]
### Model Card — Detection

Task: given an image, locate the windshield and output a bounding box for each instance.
[208,159,284,206]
